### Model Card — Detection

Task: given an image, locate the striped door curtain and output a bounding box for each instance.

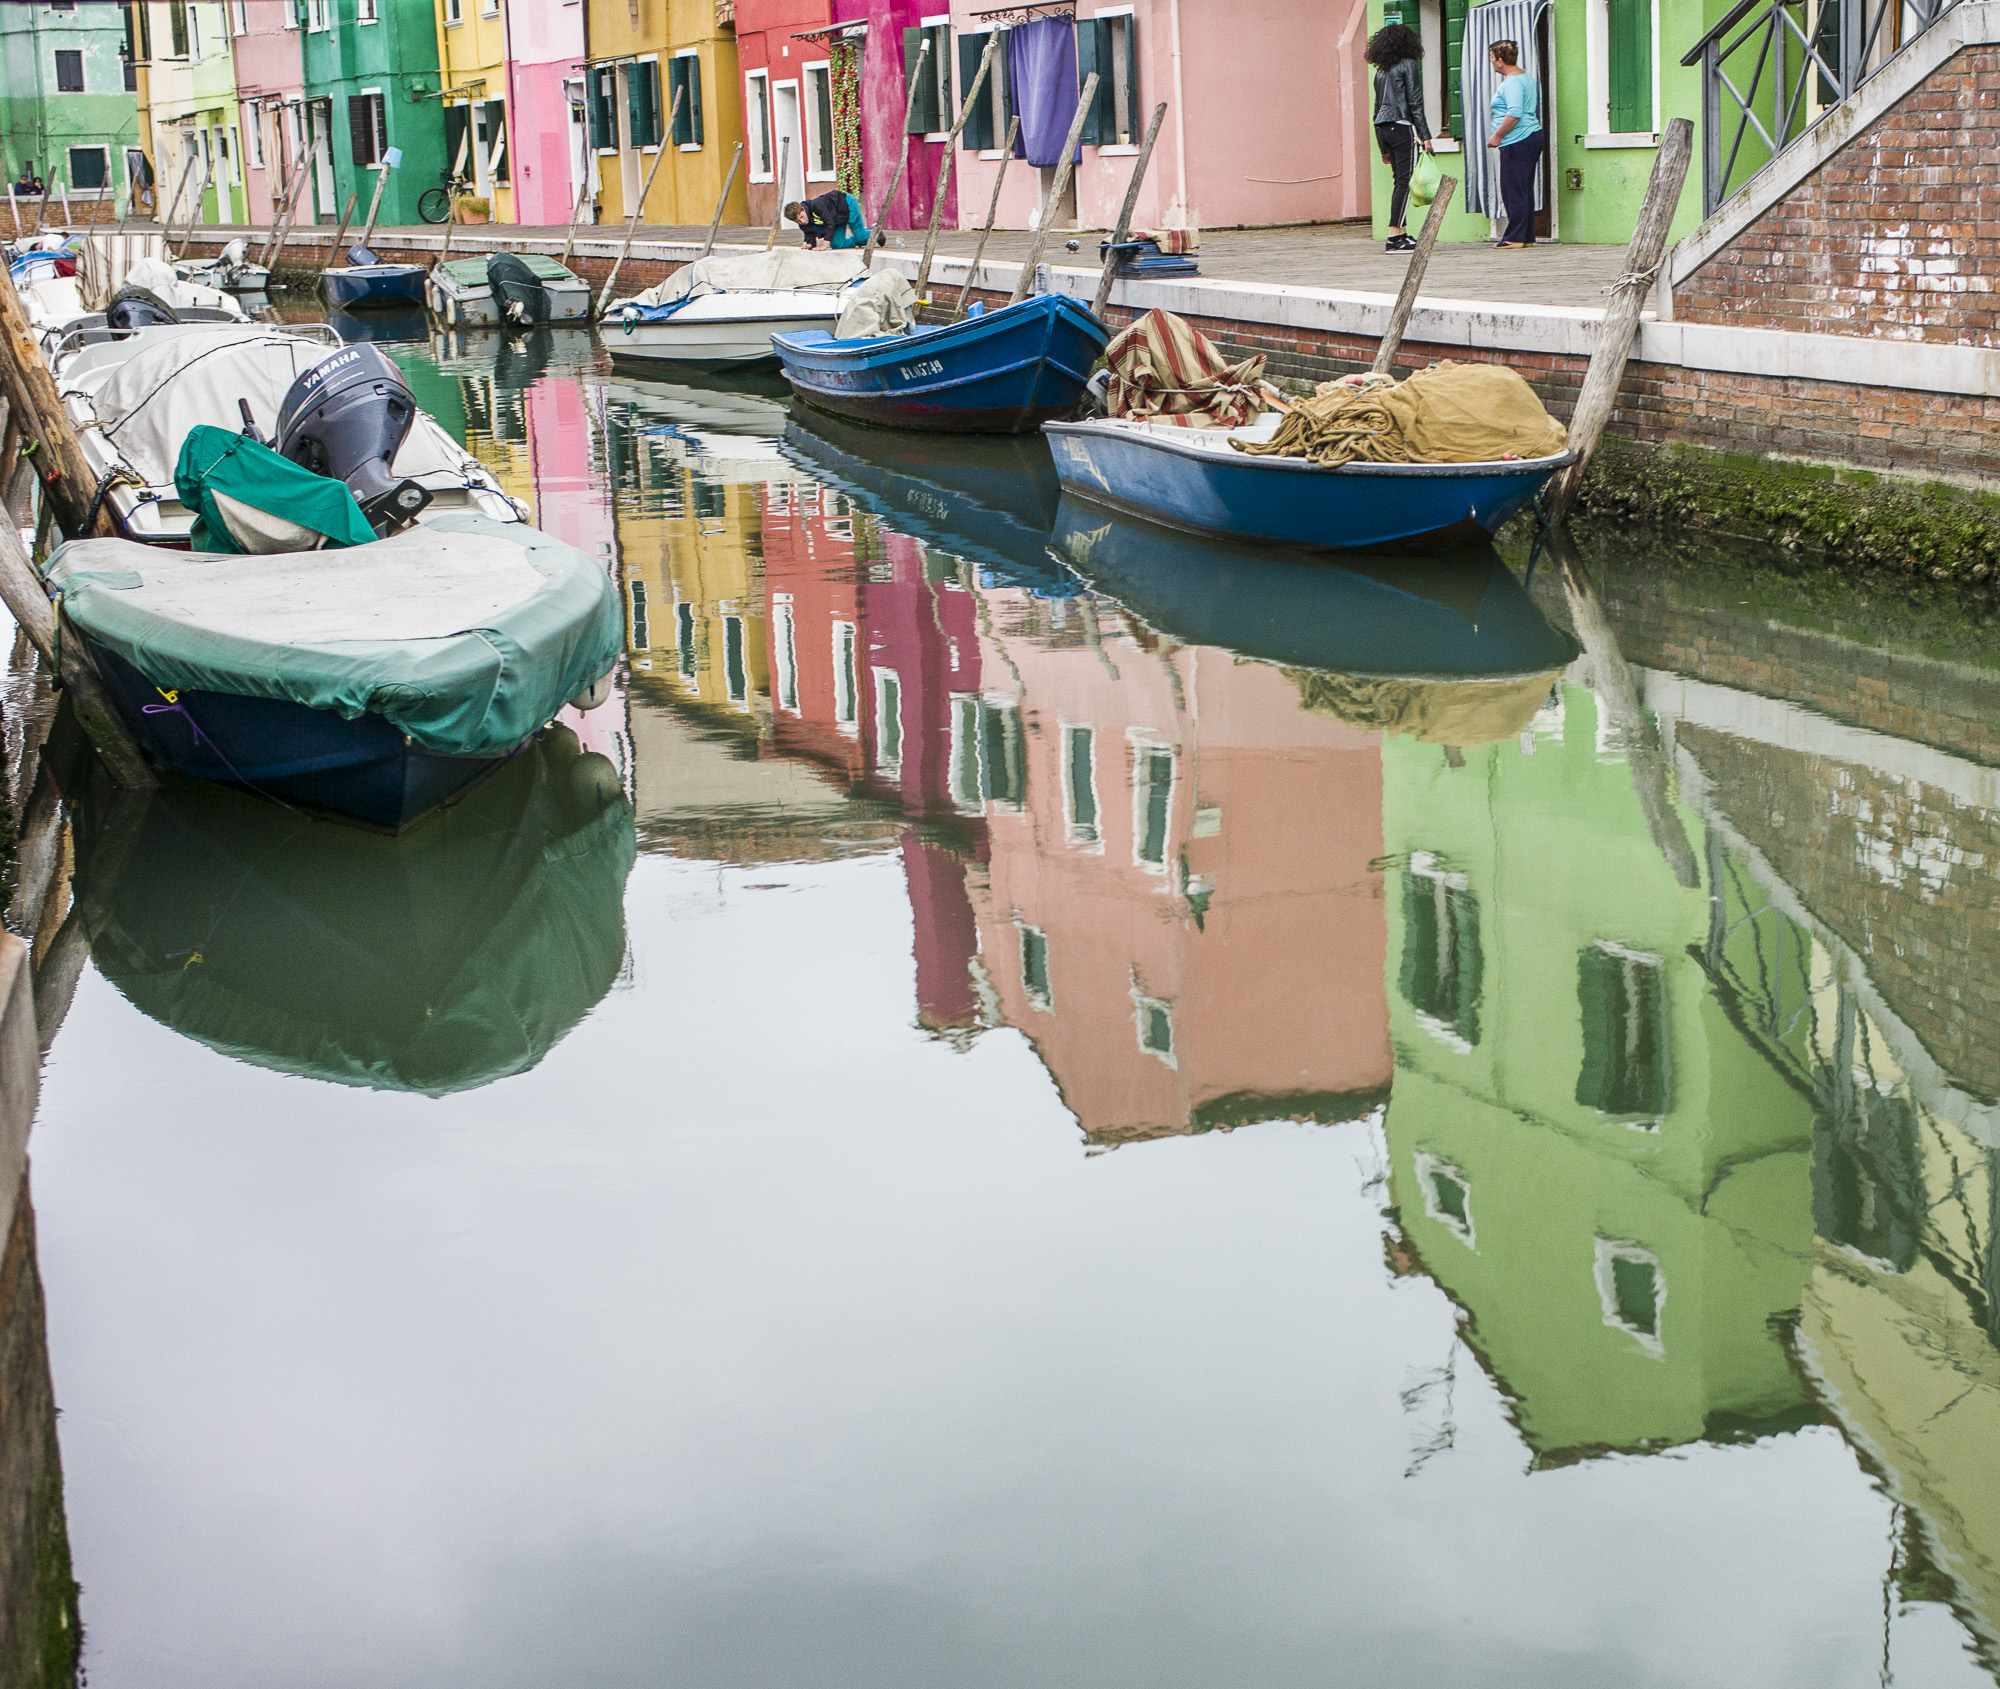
[1460,0,1551,218]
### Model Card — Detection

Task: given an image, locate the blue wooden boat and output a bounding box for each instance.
[771,292,1108,434]
[1043,416,1575,554]
[320,247,428,309]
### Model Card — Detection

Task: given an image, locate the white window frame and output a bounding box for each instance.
[359,88,387,169]
[231,0,248,33]
[745,69,773,179]
[800,58,836,181]
[636,53,663,155]
[1016,922,1053,1013]
[358,0,380,22]
[771,595,799,713]
[831,620,859,730]
[1594,1237,1667,1357]
[919,13,952,141]
[307,0,327,33]
[1061,722,1101,849]
[1132,987,1176,1067]
[444,0,463,21]
[1413,1151,1476,1248]
[1128,732,1174,873]
[872,668,903,776]
[65,145,110,195]
[1584,0,1663,147]
[1410,0,1463,151]
[247,107,266,169]
[672,49,704,152]
[53,48,85,95]
[187,3,201,57]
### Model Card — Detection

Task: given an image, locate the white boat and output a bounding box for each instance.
[57,325,523,544]
[9,240,245,365]
[426,252,591,328]
[606,248,868,372]
[176,237,271,294]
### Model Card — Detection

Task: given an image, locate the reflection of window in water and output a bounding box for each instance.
[1414,1151,1475,1248]
[1131,740,1173,870]
[692,478,727,523]
[832,622,858,726]
[1401,852,1481,1051]
[1812,1071,1924,1274]
[628,579,649,649]
[723,615,747,704]
[1577,941,1669,1124]
[1063,725,1099,846]
[772,598,798,711]
[950,698,1023,811]
[676,601,697,680]
[1018,923,1052,1012]
[1135,994,1175,1064]
[874,670,902,775]
[1594,1237,1666,1355]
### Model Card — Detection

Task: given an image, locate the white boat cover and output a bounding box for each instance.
[125,255,243,316]
[20,276,87,329]
[69,328,471,488]
[616,248,867,310]
[835,270,918,339]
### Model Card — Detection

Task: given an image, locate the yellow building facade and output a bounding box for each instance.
[583,0,749,226]
[433,0,513,222]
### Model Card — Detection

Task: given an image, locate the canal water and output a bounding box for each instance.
[12,307,2000,1686]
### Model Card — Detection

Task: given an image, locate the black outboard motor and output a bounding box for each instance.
[104,284,181,330]
[275,344,434,535]
[347,244,381,268]
[486,252,550,327]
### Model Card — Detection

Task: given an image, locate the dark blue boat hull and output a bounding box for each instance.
[772,293,1109,434]
[92,642,507,830]
[321,264,428,308]
[1044,419,1574,554]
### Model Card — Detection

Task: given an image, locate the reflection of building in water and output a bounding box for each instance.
[1381,678,1820,1463]
[951,593,1390,1146]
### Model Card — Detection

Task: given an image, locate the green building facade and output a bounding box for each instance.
[1380,679,1824,1462]
[0,2,139,213]
[300,0,444,230]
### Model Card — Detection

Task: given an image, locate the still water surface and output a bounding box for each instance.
[17,312,2000,1686]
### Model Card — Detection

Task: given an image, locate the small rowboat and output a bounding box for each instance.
[321,246,427,309]
[1044,414,1575,553]
[772,292,1108,435]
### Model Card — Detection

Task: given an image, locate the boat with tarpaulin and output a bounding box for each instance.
[427,252,591,329]
[321,245,427,309]
[606,249,869,371]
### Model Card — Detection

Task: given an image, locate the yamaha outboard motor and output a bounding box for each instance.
[104,284,181,331]
[486,252,550,328]
[274,345,433,535]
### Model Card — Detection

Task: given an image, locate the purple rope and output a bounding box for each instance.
[142,690,302,813]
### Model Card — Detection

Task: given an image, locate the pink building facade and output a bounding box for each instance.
[230,0,308,227]
[500,0,589,227]
[830,0,956,232]
[944,0,1371,232]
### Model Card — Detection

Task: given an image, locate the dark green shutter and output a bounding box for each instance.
[903,26,939,133]
[486,99,509,182]
[1443,0,1468,140]
[677,56,703,146]
[958,33,991,148]
[589,69,614,150]
[645,61,664,147]
[444,102,470,175]
[625,61,644,148]
[1606,0,1651,131]
[1076,17,1113,145]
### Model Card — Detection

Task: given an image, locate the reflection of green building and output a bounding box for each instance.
[1382,678,1821,1463]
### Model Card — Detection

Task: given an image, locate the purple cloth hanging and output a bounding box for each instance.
[1008,16,1080,166]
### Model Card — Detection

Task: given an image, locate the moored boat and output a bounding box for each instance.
[426,252,591,329]
[773,290,1108,434]
[606,248,867,372]
[322,245,426,309]
[1043,413,1574,553]
[177,238,271,294]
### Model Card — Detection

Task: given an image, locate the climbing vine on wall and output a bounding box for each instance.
[830,42,865,200]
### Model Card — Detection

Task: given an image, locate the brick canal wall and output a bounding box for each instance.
[1676,45,2000,347]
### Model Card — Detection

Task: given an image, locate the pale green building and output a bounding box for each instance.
[0,1,140,213]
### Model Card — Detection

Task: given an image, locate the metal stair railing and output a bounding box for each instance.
[1682,0,1962,214]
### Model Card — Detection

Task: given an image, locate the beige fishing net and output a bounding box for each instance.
[1235,361,1568,468]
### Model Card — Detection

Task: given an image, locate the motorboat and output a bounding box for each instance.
[321,244,426,309]
[773,291,1108,434]
[177,236,271,294]
[16,245,246,369]
[1043,412,1575,553]
[58,327,521,542]
[427,251,591,328]
[606,248,868,372]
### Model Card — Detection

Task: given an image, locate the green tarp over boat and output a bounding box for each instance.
[42,512,622,760]
[73,727,636,1096]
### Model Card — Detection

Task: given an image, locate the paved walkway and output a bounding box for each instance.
[170,218,1631,310]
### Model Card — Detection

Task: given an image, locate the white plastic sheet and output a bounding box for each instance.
[617,248,867,310]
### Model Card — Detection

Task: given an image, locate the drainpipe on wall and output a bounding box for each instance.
[1166,0,1187,216]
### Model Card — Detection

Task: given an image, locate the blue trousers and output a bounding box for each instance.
[1499,132,1544,244]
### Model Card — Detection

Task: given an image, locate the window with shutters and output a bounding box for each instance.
[1135,993,1174,1064]
[67,147,108,191]
[54,51,84,93]
[1130,739,1173,870]
[188,4,200,56]
[1401,852,1481,1050]
[590,67,618,151]
[232,0,248,31]
[956,28,1011,151]
[1018,925,1053,1012]
[484,100,509,183]
[1386,0,1469,139]
[873,669,903,775]
[1590,0,1656,137]
[348,92,385,168]
[132,2,150,63]
[803,62,835,178]
[901,22,950,135]
[444,103,471,177]
[1593,1238,1666,1355]
[1077,11,1138,146]
[358,0,378,20]
[444,0,462,19]
[1062,725,1099,846]
[1576,940,1669,1123]
[746,70,772,176]
[305,0,325,31]
[249,114,265,169]
[669,53,705,147]
[168,1,188,53]
[624,59,661,148]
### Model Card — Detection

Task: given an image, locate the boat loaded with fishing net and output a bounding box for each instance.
[1044,309,1575,553]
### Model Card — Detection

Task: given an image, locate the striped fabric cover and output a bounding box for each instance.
[1103,308,1268,429]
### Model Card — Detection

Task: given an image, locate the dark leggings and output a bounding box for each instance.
[1499,131,1545,244]
[1376,122,1414,227]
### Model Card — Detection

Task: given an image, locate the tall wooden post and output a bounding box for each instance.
[595,84,686,316]
[354,159,393,252]
[953,114,1020,320]
[1007,73,1097,305]
[762,137,792,252]
[700,143,743,259]
[914,33,999,296]
[558,144,595,270]
[1090,101,1167,317]
[864,35,932,265]
[1370,174,1457,374]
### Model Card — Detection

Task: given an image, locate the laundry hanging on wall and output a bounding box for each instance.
[1461,0,1551,218]
[830,40,865,199]
[1008,16,1082,167]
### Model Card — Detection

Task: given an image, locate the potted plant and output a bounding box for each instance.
[454,195,490,225]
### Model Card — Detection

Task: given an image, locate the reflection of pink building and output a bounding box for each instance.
[762,481,868,782]
[962,596,1391,1145]
[527,377,616,563]
[502,0,588,225]
[230,1,308,227]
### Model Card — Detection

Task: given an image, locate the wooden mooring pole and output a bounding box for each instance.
[1371,174,1457,375]
[699,143,743,260]
[915,34,1000,298]
[1541,116,1692,526]
[1090,102,1168,318]
[864,37,933,267]
[1008,73,1099,305]
[952,116,1020,321]
[762,138,793,254]
[596,84,685,317]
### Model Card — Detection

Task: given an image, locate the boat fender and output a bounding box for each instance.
[568,669,617,711]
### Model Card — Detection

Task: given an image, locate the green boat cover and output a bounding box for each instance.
[43,512,622,759]
[74,727,636,1095]
[174,424,376,554]
[436,254,578,287]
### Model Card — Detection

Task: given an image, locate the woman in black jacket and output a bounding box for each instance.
[1365,23,1433,253]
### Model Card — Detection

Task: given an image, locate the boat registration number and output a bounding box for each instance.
[898,358,945,380]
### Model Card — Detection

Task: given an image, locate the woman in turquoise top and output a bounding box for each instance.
[1485,40,1544,248]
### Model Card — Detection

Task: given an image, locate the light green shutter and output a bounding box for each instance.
[1443,0,1469,140]
[1606,0,1652,132]
[903,27,939,132]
